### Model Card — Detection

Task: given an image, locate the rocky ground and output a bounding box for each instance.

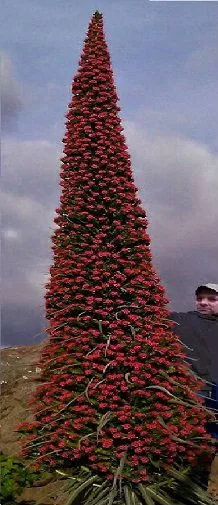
[0,341,69,504]
[1,341,218,503]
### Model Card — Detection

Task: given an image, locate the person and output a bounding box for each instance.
[172,283,218,438]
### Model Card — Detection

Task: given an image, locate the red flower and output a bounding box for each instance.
[19,10,213,484]
[101,438,113,449]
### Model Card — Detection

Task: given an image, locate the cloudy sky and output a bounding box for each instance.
[1,0,218,346]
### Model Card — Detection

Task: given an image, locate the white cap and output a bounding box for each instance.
[196,283,218,294]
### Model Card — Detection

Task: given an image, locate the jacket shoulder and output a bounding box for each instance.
[170,312,198,342]
[171,311,196,325]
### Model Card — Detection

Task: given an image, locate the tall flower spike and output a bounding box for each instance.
[19,11,215,505]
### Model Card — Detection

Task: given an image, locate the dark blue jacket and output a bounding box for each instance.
[171,311,218,438]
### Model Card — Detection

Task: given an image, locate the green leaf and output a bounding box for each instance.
[124,486,142,505]
[56,469,72,477]
[65,475,98,505]
[89,497,110,505]
[149,457,161,470]
[138,485,155,505]
[107,487,117,505]
[124,486,132,505]
[168,468,214,503]
[0,454,40,503]
[88,495,111,505]
[145,488,177,505]
[86,482,110,505]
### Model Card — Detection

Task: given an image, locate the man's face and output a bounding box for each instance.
[196,289,218,316]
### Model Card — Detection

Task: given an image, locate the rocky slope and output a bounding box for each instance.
[0,341,69,504]
[1,341,217,503]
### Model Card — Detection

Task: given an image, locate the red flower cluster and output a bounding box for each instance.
[19,11,213,482]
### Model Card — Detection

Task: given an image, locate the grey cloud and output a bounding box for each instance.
[1,190,53,346]
[1,52,24,131]
[2,140,61,203]
[2,132,218,345]
[2,191,54,281]
[125,121,218,311]
[2,140,60,345]
[1,303,45,347]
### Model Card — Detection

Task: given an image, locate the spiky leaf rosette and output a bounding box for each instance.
[18,11,215,505]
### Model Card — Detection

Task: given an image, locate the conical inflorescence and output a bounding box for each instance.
[19,11,214,504]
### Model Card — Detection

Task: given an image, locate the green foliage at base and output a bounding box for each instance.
[0,454,39,505]
[54,466,215,505]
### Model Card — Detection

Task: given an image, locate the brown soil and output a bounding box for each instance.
[1,341,68,504]
[1,341,217,504]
